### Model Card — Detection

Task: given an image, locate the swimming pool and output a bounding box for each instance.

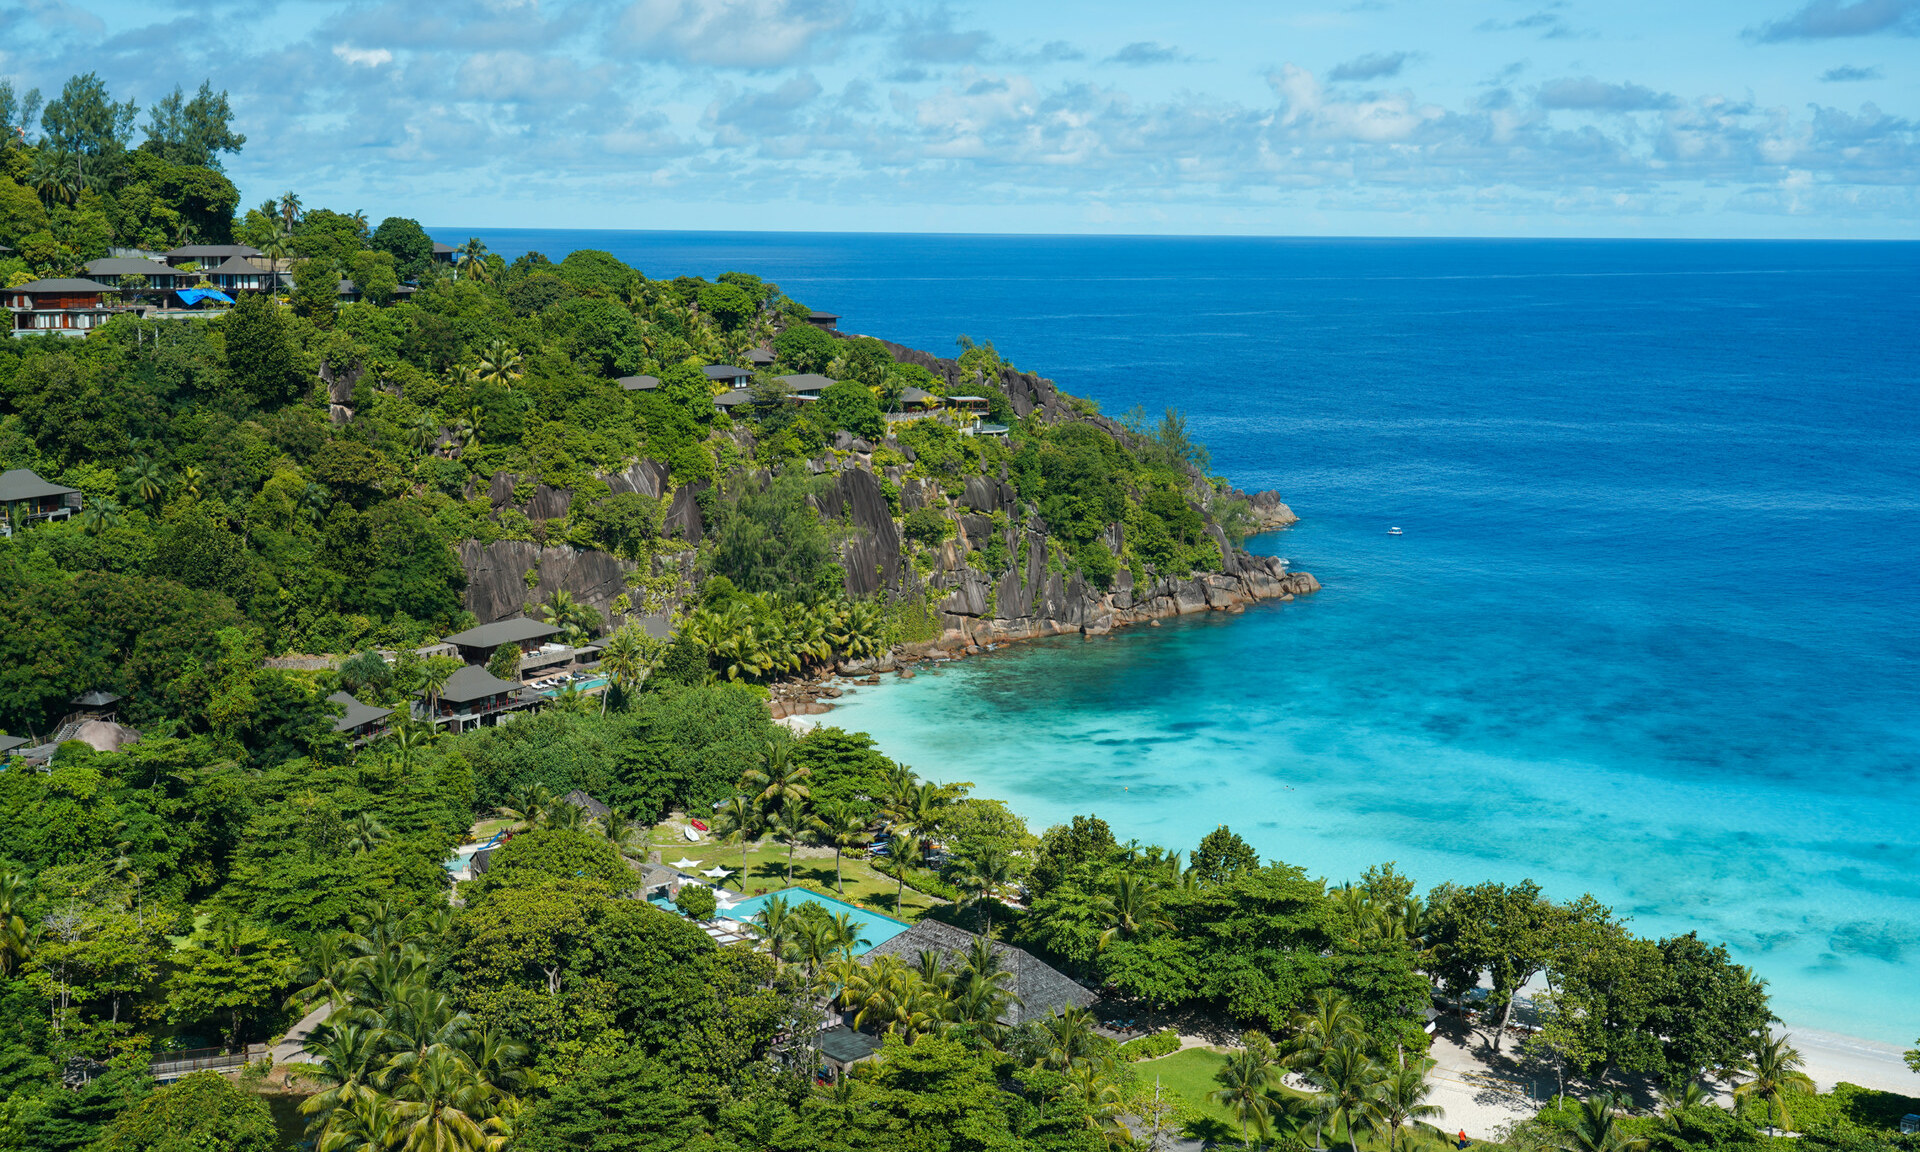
[718,889,912,953]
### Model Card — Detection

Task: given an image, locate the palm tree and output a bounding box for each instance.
[279,191,304,232]
[535,588,601,642]
[1036,1005,1104,1071]
[808,801,870,895]
[78,498,122,536]
[315,1084,401,1152]
[287,931,357,1011]
[1656,1079,1712,1129]
[1289,992,1365,1072]
[295,1021,385,1146]
[543,802,589,833]
[888,831,925,914]
[498,784,554,831]
[456,238,489,280]
[1552,1093,1647,1152]
[711,793,761,882]
[595,624,653,715]
[595,804,646,859]
[954,846,1016,937]
[0,872,31,978]
[1374,1057,1446,1152]
[1734,1033,1815,1135]
[741,741,810,814]
[886,779,950,842]
[1095,871,1171,948]
[1062,1056,1129,1143]
[766,806,810,885]
[1210,1040,1282,1149]
[418,659,459,722]
[123,456,167,508]
[755,894,801,968]
[346,813,391,854]
[1316,1041,1386,1152]
[476,339,523,389]
[386,1047,495,1152]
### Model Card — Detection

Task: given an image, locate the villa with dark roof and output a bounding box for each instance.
[776,373,834,400]
[7,279,114,336]
[416,664,534,732]
[862,920,1097,1026]
[83,258,180,291]
[439,616,562,665]
[161,243,262,268]
[0,469,81,533]
[703,364,753,388]
[328,691,393,746]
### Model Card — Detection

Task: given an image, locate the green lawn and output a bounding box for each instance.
[644,829,946,920]
[1138,1047,1238,1134]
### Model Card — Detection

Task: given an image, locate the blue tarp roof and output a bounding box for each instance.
[174,289,233,306]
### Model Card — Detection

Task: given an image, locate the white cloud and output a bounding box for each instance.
[616,0,851,68]
[333,44,395,68]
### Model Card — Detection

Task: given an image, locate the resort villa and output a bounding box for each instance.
[404,614,612,733]
[328,691,394,747]
[0,469,81,533]
[703,364,753,389]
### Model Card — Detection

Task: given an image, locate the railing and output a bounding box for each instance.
[150,1048,249,1082]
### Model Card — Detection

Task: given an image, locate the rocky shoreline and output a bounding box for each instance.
[767,556,1319,720]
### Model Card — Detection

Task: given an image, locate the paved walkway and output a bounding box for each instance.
[270,1002,334,1068]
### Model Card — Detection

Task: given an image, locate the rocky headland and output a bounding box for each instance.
[451,339,1317,708]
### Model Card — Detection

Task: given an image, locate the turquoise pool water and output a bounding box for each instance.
[719,889,912,952]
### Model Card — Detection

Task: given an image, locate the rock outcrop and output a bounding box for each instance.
[457,540,634,628]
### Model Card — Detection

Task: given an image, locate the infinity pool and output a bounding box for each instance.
[719,889,912,953]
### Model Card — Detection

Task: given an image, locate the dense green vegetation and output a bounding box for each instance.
[0,72,1906,1152]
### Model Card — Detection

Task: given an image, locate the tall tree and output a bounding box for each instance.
[39,72,138,182]
[221,291,307,409]
[140,81,246,169]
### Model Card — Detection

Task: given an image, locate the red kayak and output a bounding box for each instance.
[690,819,709,831]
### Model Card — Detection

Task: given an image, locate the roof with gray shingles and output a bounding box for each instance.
[777,373,836,394]
[164,244,261,259]
[617,374,661,391]
[714,389,752,407]
[440,617,561,649]
[861,920,1096,1026]
[84,258,175,277]
[703,364,752,381]
[0,735,28,754]
[9,278,111,294]
[560,789,610,818]
[327,691,393,733]
[435,663,522,704]
[0,469,79,503]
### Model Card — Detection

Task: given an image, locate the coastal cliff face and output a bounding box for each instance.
[450,341,1316,659]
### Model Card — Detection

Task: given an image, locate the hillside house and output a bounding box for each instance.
[82,258,180,293]
[703,364,753,388]
[162,244,261,268]
[0,469,81,533]
[417,664,534,732]
[8,279,113,336]
[328,691,393,746]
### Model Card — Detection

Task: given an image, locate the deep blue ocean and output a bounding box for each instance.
[452,230,1920,1042]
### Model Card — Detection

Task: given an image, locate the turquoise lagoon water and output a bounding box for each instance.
[451,231,1920,1042]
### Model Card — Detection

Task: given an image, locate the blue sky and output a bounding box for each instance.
[6,0,1919,236]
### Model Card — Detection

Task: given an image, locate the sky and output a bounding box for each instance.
[5,0,1920,237]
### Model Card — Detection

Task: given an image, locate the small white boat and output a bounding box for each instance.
[1387,527,1403,535]
[683,826,702,842]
